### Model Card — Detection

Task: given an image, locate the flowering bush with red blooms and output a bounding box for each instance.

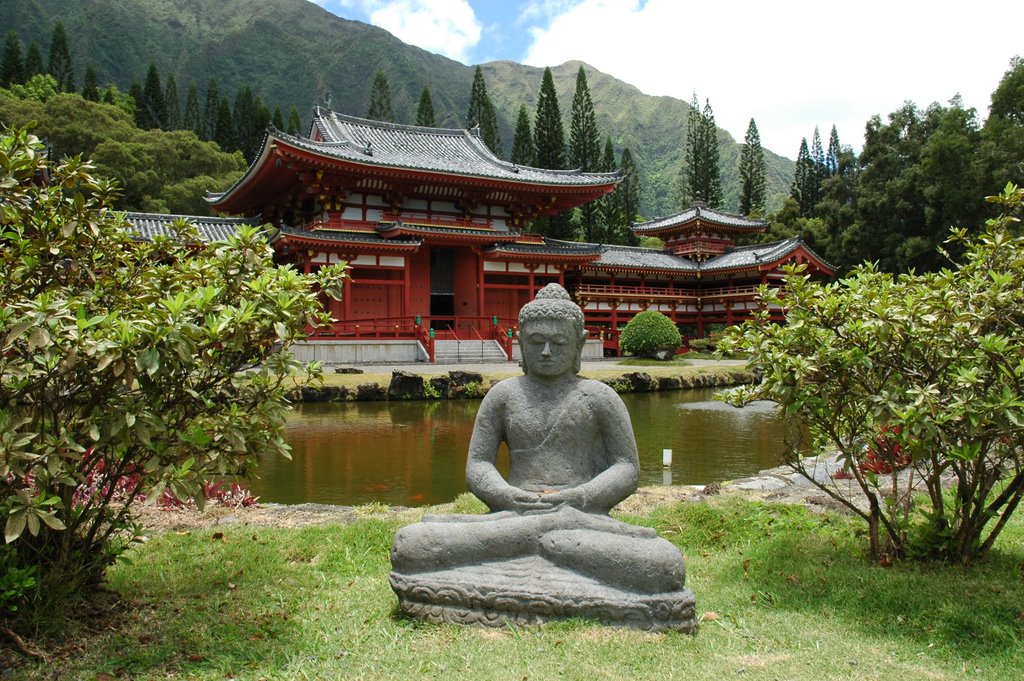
[831,425,912,480]
[860,425,912,475]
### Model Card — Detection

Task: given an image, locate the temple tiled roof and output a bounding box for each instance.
[125,212,258,241]
[377,221,517,240]
[590,245,700,272]
[585,237,826,274]
[272,225,422,247]
[290,108,620,187]
[485,238,602,258]
[633,203,767,233]
[702,237,804,271]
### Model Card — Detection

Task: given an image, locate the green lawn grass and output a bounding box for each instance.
[16,495,1024,680]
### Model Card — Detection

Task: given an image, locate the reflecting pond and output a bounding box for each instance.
[248,388,795,507]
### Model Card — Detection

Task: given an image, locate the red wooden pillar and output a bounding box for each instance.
[477,254,486,318]
[343,276,352,321]
[403,259,411,317]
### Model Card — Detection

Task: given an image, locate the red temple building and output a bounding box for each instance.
[129,108,833,362]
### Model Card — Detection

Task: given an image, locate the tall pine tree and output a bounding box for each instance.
[233,86,264,161]
[164,74,181,130]
[534,67,565,171]
[415,86,436,126]
[139,63,165,130]
[24,42,44,79]
[825,125,841,177]
[366,69,394,122]
[202,79,220,141]
[569,65,602,241]
[214,96,234,151]
[533,67,571,238]
[679,92,701,205]
[790,137,817,216]
[1,31,24,88]
[47,22,74,92]
[184,83,201,135]
[810,126,826,202]
[466,66,502,156]
[81,65,99,101]
[128,80,145,128]
[617,147,641,245]
[272,106,285,131]
[569,65,600,171]
[287,106,302,135]
[698,99,723,207]
[739,118,766,215]
[597,137,620,243]
[510,104,534,166]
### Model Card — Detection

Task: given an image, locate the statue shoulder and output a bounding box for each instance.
[576,377,629,412]
[478,375,522,406]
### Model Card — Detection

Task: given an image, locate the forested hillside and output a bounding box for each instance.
[6,0,793,217]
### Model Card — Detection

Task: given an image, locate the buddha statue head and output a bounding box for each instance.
[518,283,588,376]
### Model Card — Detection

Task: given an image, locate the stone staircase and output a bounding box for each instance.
[433,339,511,364]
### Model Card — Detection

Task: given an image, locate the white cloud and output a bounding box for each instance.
[356,0,482,63]
[522,0,1021,156]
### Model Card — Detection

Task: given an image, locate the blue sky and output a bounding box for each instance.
[322,1,1021,159]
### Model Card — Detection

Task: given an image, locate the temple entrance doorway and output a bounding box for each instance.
[430,248,455,328]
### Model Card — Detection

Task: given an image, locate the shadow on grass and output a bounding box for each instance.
[640,497,1024,659]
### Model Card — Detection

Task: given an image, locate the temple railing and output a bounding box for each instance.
[304,315,516,362]
[575,283,765,301]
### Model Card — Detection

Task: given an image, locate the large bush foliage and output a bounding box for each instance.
[619,310,682,359]
[0,127,345,625]
[721,184,1024,563]
[0,90,245,215]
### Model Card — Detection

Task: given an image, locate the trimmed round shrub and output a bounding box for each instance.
[618,310,682,359]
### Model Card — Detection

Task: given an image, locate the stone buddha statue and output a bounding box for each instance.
[389,284,696,632]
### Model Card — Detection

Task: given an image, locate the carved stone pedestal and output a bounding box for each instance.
[390,556,697,633]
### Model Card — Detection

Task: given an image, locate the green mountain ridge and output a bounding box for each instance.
[8,0,794,217]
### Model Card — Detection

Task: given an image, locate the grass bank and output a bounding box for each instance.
[12,494,1024,680]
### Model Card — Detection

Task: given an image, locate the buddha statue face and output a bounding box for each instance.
[518,284,588,377]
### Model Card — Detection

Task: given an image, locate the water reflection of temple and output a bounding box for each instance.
[129,109,832,357]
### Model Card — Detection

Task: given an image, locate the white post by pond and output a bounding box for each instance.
[662,448,672,467]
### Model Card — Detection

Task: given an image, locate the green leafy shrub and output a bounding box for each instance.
[0,547,36,614]
[618,310,682,359]
[721,183,1024,564]
[0,126,345,629]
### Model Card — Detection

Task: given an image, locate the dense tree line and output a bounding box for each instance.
[760,58,1024,275]
[2,25,301,166]
[0,75,246,215]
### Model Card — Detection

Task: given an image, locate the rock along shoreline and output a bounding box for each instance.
[293,367,758,403]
